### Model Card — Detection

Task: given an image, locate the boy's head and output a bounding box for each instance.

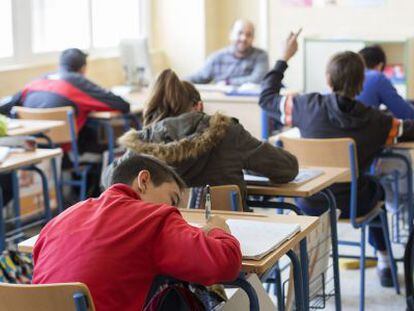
[359,45,386,71]
[106,153,186,206]
[59,48,88,75]
[326,51,365,99]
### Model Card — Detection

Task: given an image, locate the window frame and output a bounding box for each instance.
[0,0,150,68]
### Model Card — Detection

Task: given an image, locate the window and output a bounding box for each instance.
[32,0,90,53]
[0,0,148,65]
[92,0,141,48]
[0,0,13,58]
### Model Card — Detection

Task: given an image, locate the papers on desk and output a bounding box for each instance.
[0,147,10,163]
[194,83,261,96]
[194,83,235,93]
[244,168,324,186]
[226,219,300,260]
[7,119,22,130]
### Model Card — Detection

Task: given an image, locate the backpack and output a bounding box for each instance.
[405,228,414,310]
[143,276,225,311]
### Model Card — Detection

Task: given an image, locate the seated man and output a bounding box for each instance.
[357,45,414,119]
[32,154,242,311]
[259,32,414,286]
[0,48,131,153]
[188,19,269,86]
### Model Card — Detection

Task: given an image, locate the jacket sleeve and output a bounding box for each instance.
[259,60,295,126]
[235,123,299,183]
[68,76,131,113]
[377,75,414,119]
[227,52,269,86]
[187,54,216,84]
[0,92,23,116]
[153,211,242,285]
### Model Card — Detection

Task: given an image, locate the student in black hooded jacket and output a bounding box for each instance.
[259,32,414,287]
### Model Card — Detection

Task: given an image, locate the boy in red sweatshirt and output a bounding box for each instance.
[32,154,242,311]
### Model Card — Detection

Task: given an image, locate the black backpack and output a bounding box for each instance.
[405,228,414,310]
[143,276,225,311]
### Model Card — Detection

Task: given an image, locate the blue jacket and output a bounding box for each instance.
[356,69,414,119]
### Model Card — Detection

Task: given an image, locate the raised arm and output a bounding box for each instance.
[259,30,300,125]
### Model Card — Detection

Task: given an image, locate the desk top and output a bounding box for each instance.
[247,166,349,197]
[18,209,318,276]
[0,148,62,173]
[392,142,414,149]
[7,120,65,137]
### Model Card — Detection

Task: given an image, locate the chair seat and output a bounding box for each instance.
[338,203,383,226]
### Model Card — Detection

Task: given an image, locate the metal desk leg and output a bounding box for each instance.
[102,121,115,165]
[11,171,21,231]
[0,185,4,251]
[287,249,305,311]
[227,275,260,311]
[321,189,342,311]
[26,166,51,221]
[50,158,63,213]
[300,238,309,309]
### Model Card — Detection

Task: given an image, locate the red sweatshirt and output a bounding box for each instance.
[32,184,242,311]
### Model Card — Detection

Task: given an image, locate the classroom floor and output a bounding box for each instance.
[254,208,407,310]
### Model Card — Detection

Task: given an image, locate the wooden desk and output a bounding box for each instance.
[0,148,62,173]
[88,91,147,120]
[246,166,347,311]
[7,120,65,137]
[247,167,350,197]
[392,142,414,149]
[18,209,318,277]
[181,210,318,276]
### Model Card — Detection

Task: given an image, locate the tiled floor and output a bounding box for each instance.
[254,208,407,310]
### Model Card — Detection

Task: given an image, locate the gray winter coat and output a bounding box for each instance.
[107,111,298,209]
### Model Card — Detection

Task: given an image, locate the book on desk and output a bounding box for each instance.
[189,219,300,260]
[244,168,324,186]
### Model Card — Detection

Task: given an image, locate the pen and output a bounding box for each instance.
[205,185,212,221]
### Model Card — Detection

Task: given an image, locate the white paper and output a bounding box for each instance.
[226,219,301,260]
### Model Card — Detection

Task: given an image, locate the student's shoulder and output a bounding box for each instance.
[207,47,232,60]
[365,70,389,85]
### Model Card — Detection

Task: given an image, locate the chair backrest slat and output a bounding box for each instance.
[14,106,76,144]
[0,282,95,311]
[279,135,358,183]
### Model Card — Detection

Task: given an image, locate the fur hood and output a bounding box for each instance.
[118,112,233,164]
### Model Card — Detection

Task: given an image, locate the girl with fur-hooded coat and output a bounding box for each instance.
[105,70,298,209]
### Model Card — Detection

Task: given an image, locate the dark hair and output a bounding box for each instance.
[326,51,365,99]
[144,69,201,126]
[107,153,186,189]
[59,48,88,72]
[359,45,386,69]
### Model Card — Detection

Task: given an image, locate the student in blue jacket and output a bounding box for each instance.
[357,45,414,119]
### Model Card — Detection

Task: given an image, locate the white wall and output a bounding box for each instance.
[268,0,414,90]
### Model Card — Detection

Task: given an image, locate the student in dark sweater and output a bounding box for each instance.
[259,33,414,286]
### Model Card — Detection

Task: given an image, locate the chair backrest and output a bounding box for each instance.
[0,282,95,311]
[210,185,243,211]
[181,185,243,211]
[13,106,76,144]
[278,135,358,183]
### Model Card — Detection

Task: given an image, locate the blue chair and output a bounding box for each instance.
[187,185,242,211]
[13,106,91,204]
[279,136,400,311]
[0,282,94,310]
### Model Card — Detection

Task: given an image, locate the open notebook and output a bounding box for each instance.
[244,168,324,186]
[226,219,301,260]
